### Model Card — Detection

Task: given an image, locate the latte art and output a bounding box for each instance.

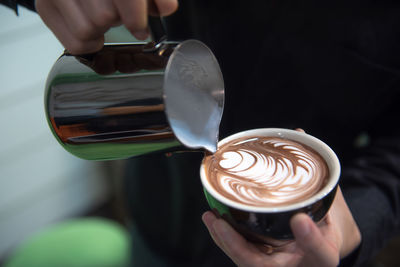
[203,136,329,207]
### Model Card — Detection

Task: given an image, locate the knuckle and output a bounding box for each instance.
[66,42,86,55]
[93,10,118,28]
[66,40,97,55]
[124,20,140,33]
[123,16,146,33]
[74,23,95,40]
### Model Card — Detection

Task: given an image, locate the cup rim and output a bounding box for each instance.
[200,128,341,213]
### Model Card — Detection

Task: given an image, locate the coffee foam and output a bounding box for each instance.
[203,136,329,207]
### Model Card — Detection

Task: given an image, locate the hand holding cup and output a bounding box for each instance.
[202,186,361,267]
[200,128,361,265]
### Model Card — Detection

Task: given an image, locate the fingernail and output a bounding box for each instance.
[202,211,215,228]
[291,214,311,238]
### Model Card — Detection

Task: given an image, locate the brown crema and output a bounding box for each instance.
[203,136,329,207]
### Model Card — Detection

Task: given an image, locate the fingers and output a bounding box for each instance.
[114,0,178,39]
[114,0,148,39]
[36,0,104,54]
[36,0,179,54]
[80,0,121,30]
[291,213,339,267]
[202,211,225,249]
[328,187,362,258]
[55,1,94,41]
[202,211,264,267]
[152,0,179,15]
[203,212,341,267]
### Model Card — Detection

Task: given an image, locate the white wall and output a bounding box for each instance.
[0,6,110,258]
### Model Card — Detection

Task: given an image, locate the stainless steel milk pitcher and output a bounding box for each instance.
[44,39,225,160]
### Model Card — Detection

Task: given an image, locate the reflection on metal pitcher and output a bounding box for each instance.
[45,40,224,160]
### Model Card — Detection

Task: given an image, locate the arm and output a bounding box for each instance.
[340,136,400,266]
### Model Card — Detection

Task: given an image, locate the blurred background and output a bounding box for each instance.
[0,5,130,266]
[1,4,400,267]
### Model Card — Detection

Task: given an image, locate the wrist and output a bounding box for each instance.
[340,220,361,258]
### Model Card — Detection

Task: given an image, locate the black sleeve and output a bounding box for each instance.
[0,0,36,14]
[340,103,400,266]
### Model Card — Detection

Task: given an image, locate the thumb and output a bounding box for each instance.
[291,213,339,267]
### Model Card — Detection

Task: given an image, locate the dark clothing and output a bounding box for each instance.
[5,0,400,266]
[126,2,400,266]
[125,152,235,266]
